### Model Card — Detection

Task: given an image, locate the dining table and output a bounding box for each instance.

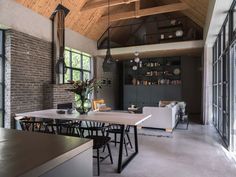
[16,109,151,173]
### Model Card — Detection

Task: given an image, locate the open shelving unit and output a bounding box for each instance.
[123,57,182,110]
[124,57,181,86]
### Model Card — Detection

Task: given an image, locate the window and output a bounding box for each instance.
[212,3,236,147]
[0,30,4,127]
[221,29,224,52]
[233,3,236,33]
[224,17,229,47]
[64,47,92,83]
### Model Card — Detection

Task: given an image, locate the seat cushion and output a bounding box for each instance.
[86,135,111,149]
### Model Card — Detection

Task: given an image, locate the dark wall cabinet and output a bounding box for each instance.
[123,85,181,109]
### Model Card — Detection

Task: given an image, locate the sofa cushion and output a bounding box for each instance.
[159,101,176,107]
[166,103,173,108]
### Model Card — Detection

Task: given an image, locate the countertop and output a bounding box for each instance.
[0,128,93,177]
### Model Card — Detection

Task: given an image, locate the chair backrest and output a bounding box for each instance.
[92,99,105,110]
[57,103,73,109]
[19,118,43,132]
[80,121,105,137]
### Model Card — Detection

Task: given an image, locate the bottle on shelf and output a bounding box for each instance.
[132,78,137,85]
[139,61,142,68]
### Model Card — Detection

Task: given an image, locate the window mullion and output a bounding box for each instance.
[70,50,73,81]
[81,53,83,81]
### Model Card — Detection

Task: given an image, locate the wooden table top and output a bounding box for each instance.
[0,128,93,177]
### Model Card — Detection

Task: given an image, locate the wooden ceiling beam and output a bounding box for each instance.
[179,0,207,27]
[135,0,140,18]
[81,0,139,12]
[100,2,189,22]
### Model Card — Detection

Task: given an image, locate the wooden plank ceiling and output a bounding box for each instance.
[15,0,209,40]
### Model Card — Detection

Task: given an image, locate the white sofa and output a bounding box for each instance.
[141,103,180,131]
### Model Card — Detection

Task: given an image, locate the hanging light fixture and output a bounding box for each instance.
[103,0,115,72]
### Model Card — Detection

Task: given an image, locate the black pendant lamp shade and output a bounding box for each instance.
[103,46,115,72]
[102,0,116,72]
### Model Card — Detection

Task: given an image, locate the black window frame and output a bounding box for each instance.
[0,29,5,128]
[64,48,92,83]
[212,0,236,147]
[232,0,236,39]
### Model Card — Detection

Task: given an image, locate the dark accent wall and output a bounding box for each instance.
[181,56,202,115]
[5,30,74,128]
[94,57,120,110]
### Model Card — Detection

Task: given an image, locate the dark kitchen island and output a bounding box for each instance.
[0,128,93,177]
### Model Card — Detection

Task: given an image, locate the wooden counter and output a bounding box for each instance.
[0,128,93,177]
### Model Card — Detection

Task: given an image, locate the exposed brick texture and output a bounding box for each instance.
[5,30,74,128]
[44,84,74,109]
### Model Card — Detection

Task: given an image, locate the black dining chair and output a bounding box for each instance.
[79,121,113,176]
[19,117,55,133]
[105,124,133,156]
[55,103,75,134]
[57,102,73,109]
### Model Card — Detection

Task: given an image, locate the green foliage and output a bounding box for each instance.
[67,78,101,114]
[83,55,90,70]
[67,78,102,98]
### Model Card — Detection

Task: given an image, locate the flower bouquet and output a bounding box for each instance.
[67,78,101,114]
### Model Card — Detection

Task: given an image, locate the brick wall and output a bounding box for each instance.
[5,30,74,128]
[44,84,75,109]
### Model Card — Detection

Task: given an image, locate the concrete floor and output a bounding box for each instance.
[95,123,236,177]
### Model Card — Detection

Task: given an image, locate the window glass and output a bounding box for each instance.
[73,70,81,81]
[64,68,71,83]
[0,58,2,83]
[225,18,229,46]
[221,29,224,52]
[64,50,70,67]
[218,35,221,57]
[233,5,236,31]
[72,53,81,69]
[0,31,2,55]
[0,86,2,109]
[83,72,90,81]
[214,42,217,62]
[212,1,236,147]
[83,55,90,70]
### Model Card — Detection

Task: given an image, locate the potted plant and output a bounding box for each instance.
[67,78,101,114]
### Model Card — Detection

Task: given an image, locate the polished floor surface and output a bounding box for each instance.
[96,123,236,177]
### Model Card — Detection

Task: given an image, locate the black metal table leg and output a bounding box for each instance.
[117,125,125,173]
[117,125,139,173]
[134,126,138,153]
